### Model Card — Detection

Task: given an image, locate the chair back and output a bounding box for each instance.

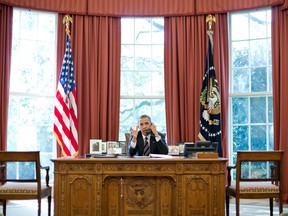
[235,150,283,183]
[0,151,41,179]
[0,151,41,198]
[0,151,41,184]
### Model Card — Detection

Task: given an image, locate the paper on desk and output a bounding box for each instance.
[133,156,150,158]
[150,154,173,158]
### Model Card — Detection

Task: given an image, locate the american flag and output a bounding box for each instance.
[54,34,78,157]
[198,33,222,157]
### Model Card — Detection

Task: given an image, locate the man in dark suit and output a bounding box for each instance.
[128,114,168,156]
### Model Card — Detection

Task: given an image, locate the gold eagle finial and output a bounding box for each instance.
[206,14,216,30]
[63,15,73,40]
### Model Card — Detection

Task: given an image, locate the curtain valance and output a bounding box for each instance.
[0,0,285,15]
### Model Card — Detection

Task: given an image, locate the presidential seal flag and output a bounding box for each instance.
[198,32,222,157]
[54,15,79,157]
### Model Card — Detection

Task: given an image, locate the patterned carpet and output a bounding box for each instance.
[0,199,288,216]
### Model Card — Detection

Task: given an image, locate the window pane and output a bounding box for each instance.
[151,71,165,95]
[120,99,135,125]
[121,45,135,70]
[151,45,164,70]
[120,72,134,95]
[250,39,267,66]
[121,19,135,44]
[135,45,151,71]
[268,96,273,123]
[250,11,268,39]
[268,66,272,91]
[38,13,56,41]
[250,97,266,123]
[231,14,249,40]
[233,126,248,151]
[251,125,266,150]
[232,68,250,93]
[20,11,38,40]
[7,126,18,151]
[135,19,152,44]
[232,41,249,67]
[267,10,271,38]
[134,71,151,95]
[251,67,267,92]
[151,18,164,44]
[268,125,274,150]
[232,97,248,124]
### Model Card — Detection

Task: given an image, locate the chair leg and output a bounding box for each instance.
[269,198,273,216]
[225,195,230,216]
[236,198,240,216]
[2,200,6,216]
[48,195,52,216]
[38,198,41,216]
[279,196,283,215]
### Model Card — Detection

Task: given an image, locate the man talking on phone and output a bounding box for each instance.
[128,114,168,157]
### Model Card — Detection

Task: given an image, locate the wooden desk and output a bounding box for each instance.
[52,157,227,216]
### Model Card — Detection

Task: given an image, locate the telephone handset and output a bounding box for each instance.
[145,129,152,135]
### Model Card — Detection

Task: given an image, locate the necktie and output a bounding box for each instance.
[144,136,150,156]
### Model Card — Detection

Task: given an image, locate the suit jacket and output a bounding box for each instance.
[128,131,168,156]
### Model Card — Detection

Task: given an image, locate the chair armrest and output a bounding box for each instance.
[41,165,50,187]
[227,165,236,186]
[0,164,6,185]
[270,164,278,183]
[0,164,6,183]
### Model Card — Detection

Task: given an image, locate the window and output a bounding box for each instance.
[119,18,166,140]
[7,9,57,179]
[229,9,273,175]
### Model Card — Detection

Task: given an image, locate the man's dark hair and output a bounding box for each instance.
[138,114,151,122]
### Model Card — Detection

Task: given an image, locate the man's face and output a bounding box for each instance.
[138,117,151,134]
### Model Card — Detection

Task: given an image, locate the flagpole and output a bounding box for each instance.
[205,14,216,106]
[206,14,215,49]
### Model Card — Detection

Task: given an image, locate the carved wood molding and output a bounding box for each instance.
[103,163,175,172]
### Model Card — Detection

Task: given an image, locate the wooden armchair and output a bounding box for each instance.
[226,150,284,216]
[0,151,52,216]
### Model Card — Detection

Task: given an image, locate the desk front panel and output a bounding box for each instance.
[52,158,227,216]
